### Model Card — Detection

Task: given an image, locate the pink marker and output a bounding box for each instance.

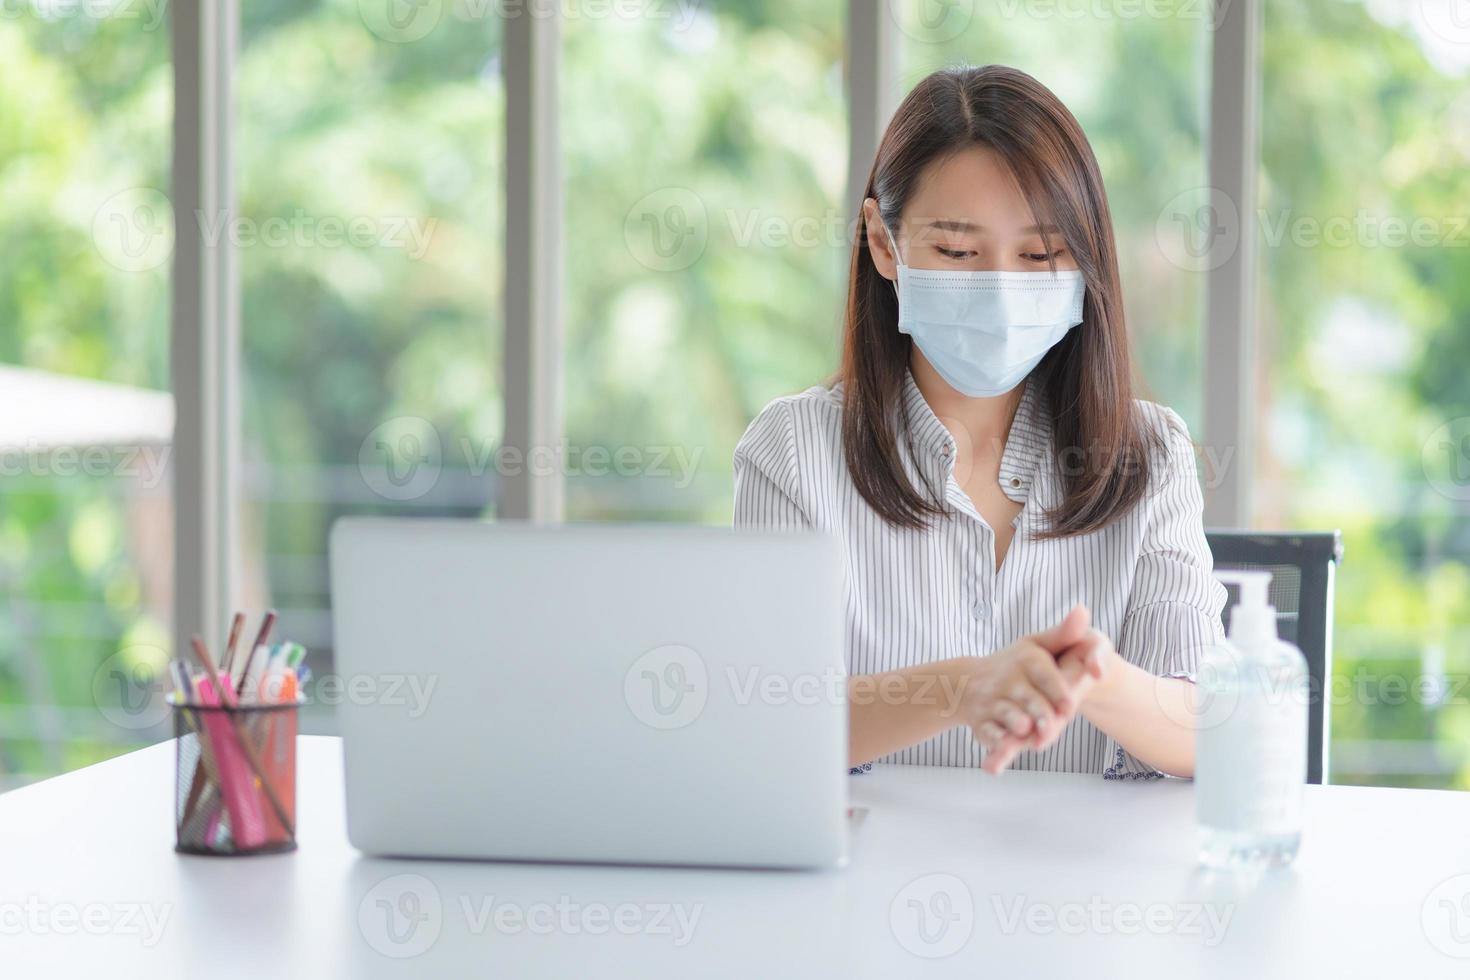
[196,674,268,849]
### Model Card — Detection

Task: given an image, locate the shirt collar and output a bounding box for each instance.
[900,369,1052,504]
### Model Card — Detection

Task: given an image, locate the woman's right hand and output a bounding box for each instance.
[956,606,1103,770]
[845,606,1105,769]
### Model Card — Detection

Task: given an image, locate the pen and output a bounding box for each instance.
[241,646,272,705]
[260,642,305,703]
[282,642,306,672]
[168,660,190,701]
[235,610,278,698]
[185,635,295,840]
[220,612,246,680]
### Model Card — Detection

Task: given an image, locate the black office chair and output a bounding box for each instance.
[1205,530,1343,785]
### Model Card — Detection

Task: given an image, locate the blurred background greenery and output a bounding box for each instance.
[0,0,1466,789]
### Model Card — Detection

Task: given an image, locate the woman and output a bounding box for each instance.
[733,65,1226,779]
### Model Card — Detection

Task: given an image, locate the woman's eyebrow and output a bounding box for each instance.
[926,219,983,233]
[922,220,1062,235]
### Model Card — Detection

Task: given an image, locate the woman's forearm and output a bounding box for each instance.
[1080,661,1196,777]
[847,659,973,767]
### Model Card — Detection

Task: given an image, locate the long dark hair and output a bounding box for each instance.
[839,64,1161,536]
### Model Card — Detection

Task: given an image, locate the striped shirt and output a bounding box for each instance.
[732,370,1226,778]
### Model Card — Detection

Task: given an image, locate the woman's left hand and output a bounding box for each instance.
[980,625,1118,774]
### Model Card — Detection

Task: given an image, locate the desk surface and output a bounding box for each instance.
[5,736,1470,978]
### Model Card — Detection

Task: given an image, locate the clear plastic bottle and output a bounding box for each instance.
[1195,570,1309,869]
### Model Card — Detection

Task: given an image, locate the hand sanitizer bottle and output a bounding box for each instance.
[1195,570,1309,869]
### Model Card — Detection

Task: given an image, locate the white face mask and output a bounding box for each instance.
[884,223,1085,398]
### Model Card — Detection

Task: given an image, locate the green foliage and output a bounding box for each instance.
[1,0,1466,787]
[1258,0,1470,785]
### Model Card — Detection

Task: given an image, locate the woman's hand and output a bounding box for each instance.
[968,607,1113,774]
[976,605,1111,775]
[844,606,1113,770]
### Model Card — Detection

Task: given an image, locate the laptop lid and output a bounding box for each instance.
[330,518,848,869]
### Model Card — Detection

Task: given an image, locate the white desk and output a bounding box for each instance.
[5,736,1469,978]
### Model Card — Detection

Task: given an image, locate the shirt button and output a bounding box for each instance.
[941,446,952,458]
[971,601,990,620]
[1009,477,1022,489]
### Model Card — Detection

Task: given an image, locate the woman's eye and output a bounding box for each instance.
[1024,248,1066,263]
[936,246,973,259]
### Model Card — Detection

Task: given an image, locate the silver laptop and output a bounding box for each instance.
[329,518,849,869]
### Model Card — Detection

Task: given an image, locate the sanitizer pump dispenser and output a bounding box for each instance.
[1195,570,1309,869]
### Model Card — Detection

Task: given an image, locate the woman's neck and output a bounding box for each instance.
[910,350,1026,457]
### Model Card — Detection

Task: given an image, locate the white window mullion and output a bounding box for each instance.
[171,0,240,657]
[1202,0,1262,528]
[846,1,898,230]
[501,12,564,522]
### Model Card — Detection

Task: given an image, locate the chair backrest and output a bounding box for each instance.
[1205,530,1343,785]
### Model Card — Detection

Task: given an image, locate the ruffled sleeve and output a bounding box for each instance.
[1104,405,1228,780]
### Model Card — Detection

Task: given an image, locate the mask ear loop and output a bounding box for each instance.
[879,218,902,304]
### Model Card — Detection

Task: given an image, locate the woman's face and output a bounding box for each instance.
[865,144,1080,277]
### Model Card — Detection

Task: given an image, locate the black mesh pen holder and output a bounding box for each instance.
[170,697,298,856]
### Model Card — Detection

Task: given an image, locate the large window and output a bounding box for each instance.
[238,0,504,733]
[5,1,1468,791]
[0,4,173,787]
[561,2,847,522]
[1257,0,1470,788]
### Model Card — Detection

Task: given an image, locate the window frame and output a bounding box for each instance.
[171,0,1261,675]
